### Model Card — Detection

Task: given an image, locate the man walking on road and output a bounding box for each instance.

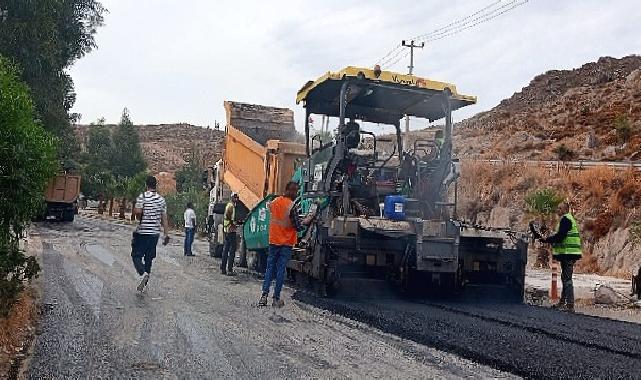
[259,182,314,307]
[184,202,196,256]
[221,193,239,275]
[132,176,169,292]
[541,202,583,312]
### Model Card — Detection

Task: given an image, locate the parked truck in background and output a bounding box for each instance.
[44,174,81,222]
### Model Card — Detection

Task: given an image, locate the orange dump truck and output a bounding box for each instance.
[207,101,305,257]
[223,123,306,210]
[44,174,81,222]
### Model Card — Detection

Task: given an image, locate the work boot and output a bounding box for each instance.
[272,298,285,308]
[258,294,268,307]
[137,273,149,292]
[565,304,575,313]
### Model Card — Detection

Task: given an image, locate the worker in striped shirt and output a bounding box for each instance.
[132,176,170,292]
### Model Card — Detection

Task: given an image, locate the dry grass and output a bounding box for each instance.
[0,288,38,378]
[458,162,641,274]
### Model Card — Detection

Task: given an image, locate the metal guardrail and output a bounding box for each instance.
[454,159,641,171]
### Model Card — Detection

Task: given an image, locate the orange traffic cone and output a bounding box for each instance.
[550,258,559,301]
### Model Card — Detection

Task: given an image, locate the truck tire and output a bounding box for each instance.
[209,241,222,258]
[65,210,75,222]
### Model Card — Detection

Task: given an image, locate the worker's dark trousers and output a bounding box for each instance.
[220,232,237,273]
[131,233,159,275]
[560,259,577,305]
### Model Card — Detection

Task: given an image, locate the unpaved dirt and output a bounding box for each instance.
[25,216,512,379]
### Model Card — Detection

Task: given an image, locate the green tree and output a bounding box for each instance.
[0,56,57,315]
[0,0,106,164]
[614,114,632,144]
[165,189,209,233]
[80,121,114,199]
[112,108,146,178]
[122,172,148,220]
[175,149,205,192]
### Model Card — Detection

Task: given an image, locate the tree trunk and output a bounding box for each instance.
[108,198,114,216]
[130,198,136,221]
[97,195,104,214]
[119,197,126,219]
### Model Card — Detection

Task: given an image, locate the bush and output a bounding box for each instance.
[613,114,632,144]
[525,188,564,215]
[165,189,209,233]
[553,144,575,161]
[0,56,57,315]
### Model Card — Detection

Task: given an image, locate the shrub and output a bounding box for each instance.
[165,189,209,233]
[525,188,564,215]
[553,144,575,161]
[613,114,632,144]
[0,56,57,315]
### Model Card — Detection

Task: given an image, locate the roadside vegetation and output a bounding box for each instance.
[0,57,57,315]
[0,0,105,328]
[166,150,209,234]
[0,0,105,169]
[79,110,148,218]
[524,188,564,268]
[458,161,641,276]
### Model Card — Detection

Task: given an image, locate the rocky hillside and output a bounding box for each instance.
[75,123,225,185]
[454,56,641,161]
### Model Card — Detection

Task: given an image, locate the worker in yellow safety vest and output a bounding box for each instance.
[258,181,315,307]
[541,202,583,312]
[220,193,239,275]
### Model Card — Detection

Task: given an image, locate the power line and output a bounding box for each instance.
[381,0,528,68]
[385,0,528,69]
[376,0,504,66]
[377,0,529,69]
[411,0,504,42]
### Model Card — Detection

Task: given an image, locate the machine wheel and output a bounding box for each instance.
[64,210,75,222]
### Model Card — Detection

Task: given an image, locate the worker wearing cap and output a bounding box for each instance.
[220,193,239,275]
[258,181,314,307]
[540,202,583,312]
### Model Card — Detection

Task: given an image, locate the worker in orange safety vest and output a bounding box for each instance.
[258,181,314,307]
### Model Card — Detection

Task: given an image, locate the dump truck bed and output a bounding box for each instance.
[222,120,306,210]
[45,175,81,203]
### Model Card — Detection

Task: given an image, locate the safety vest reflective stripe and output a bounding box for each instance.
[552,213,582,256]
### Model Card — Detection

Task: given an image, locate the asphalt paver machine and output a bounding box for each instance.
[251,66,528,300]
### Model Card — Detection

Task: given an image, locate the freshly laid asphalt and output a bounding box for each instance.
[295,293,641,379]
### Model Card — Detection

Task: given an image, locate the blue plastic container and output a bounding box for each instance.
[383,195,406,221]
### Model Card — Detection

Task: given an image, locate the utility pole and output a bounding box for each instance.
[401,40,424,149]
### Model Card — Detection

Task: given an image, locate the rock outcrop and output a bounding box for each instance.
[455,55,641,161]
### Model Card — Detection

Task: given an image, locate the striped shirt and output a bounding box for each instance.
[135,191,166,235]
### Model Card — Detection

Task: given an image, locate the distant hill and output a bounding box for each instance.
[75,123,225,180]
[454,55,641,161]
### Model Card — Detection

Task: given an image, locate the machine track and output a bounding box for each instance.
[294,292,641,379]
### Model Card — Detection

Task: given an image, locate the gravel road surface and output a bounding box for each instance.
[26,216,511,379]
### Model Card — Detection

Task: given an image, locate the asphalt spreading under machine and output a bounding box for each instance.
[239,66,529,300]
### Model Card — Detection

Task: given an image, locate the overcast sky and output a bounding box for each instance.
[70,0,641,134]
